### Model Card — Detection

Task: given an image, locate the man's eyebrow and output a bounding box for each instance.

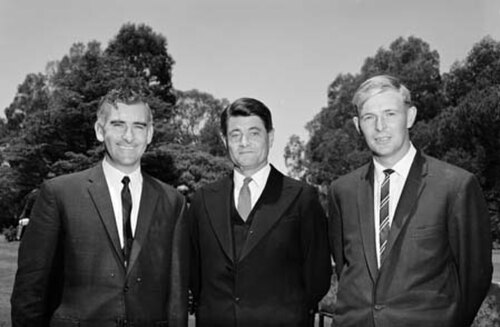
[109,119,125,123]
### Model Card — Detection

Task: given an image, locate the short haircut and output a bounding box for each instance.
[352,75,413,114]
[96,87,153,125]
[220,97,273,136]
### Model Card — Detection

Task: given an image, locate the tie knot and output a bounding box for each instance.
[383,169,394,177]
[243,177,252,187]
[122,176,130,186]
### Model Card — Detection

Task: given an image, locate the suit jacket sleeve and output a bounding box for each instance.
[327,183,344,278]
[300,185,332,309]
[448,174,492,326]
[167,193,190,327]
[11,181,63,327]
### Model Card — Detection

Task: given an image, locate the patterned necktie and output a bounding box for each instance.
[379,169,394,265]
[237,177,252,221]
[121,176,133,266]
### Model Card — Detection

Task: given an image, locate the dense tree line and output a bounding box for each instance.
[0,23,230,228]
[289,36,500,243]
[2,25,499,243]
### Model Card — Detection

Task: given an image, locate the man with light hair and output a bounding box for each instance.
[328,75,492,326]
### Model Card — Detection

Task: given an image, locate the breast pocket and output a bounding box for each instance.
[409,224,445,239]
[281,214,299,222]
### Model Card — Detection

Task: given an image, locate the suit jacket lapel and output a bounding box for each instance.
[126,174,159,276]
[357,163,378,282]
[205,176,234,262]
[381,151,427,268]
[87,164,125,266]
[239,167,300,261]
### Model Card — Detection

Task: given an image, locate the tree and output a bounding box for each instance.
[170,89,229,156]
[142,144,231,201]
[0,23,178,228]
[443,36,500,106]
[361,36,443,122]
[106,23,176,105]
[3,73,49,134]
[284,135,307,181]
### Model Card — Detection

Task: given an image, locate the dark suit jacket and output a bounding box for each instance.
[11,163,189,327]
[328,152,492,327]
[189,166,332,327]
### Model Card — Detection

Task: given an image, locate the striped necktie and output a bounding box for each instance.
[379,169,394,265]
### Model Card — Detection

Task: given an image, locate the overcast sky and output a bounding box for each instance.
[1,0,499,172]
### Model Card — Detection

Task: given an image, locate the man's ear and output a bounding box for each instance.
[147,125,154,145]
[95,122,104,142]
[407,106,417,128]
[268,129,275,148]
[353,117,361,135]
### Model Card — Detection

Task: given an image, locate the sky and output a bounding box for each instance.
[1,0,499,173]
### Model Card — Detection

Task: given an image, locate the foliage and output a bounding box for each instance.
[154,143,232,201]
[0,23,227,227]
[0,166,22,228]
[171,89,229,156]
[283,135,307,181]
[304,35,500,242]
[2,226,17,242]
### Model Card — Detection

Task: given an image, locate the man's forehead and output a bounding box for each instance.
[227,115,265,128]
[104,102,150,120]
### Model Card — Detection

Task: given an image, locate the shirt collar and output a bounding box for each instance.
[102,158,142,188]
[373,143,416,182]
[233,164,271,189]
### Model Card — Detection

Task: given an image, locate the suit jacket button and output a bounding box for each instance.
[136,277,142,283]
[235,297,240,303]
[124,286,129,292]
[374,304,384,310]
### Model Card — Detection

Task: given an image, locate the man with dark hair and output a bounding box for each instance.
[328,75,492,326]
[188,97,332,326]
[11,88,189,327]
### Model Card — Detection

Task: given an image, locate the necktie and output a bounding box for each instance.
[379,169,394,265]
[121,176,133,266]
[237,177,252,221]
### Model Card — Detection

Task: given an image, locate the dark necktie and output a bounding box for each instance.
[237,177,252,221]
[379,169,394,265]
[121,176,133,266]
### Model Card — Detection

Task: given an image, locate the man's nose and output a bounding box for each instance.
[240,134,249,146]
[375,117,386,131]
[122,126,134,142]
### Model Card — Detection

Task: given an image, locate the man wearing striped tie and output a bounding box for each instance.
[327,75,492,327]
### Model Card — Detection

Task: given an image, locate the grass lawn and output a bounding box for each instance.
[0,239,18,327]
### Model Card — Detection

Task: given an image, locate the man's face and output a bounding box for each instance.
[353,90,416,167]
[95,102,153,174]
[224,115,274,176]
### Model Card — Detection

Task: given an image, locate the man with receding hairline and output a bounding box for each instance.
[11,87,189,327]
[328,75,492,326]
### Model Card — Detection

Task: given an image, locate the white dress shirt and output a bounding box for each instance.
[233,164,271,216]
[102,159,143,247]
[373,144,416,267]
